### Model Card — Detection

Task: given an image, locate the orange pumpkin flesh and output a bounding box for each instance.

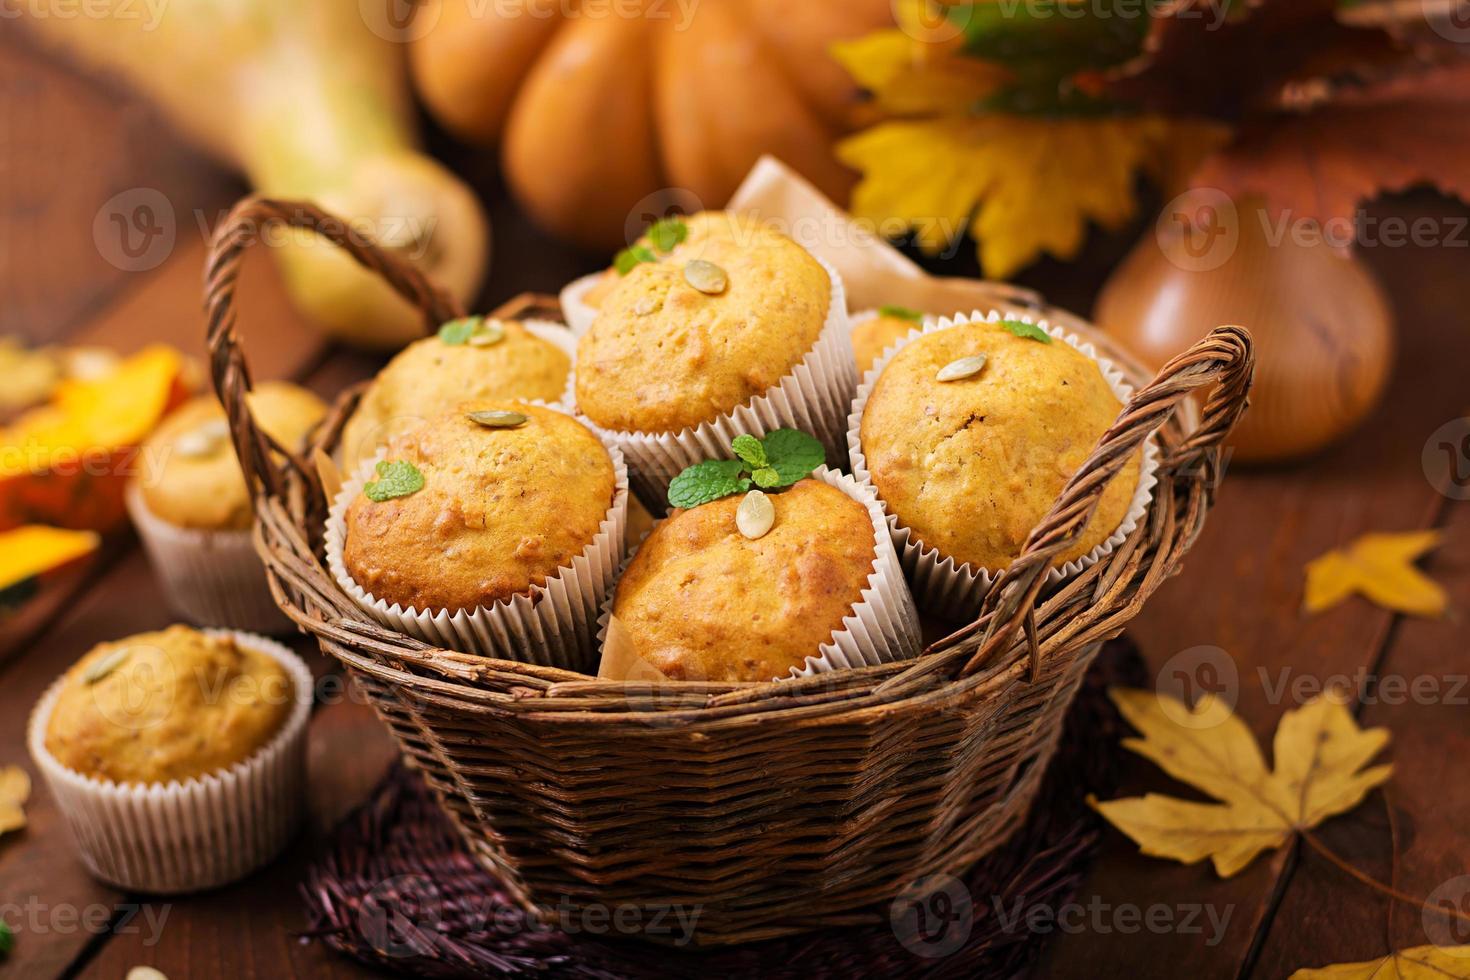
[0,346,187,533]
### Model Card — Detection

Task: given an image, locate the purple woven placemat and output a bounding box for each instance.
[300,638,1144,978]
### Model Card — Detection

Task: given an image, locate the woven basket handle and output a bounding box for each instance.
[203,197,464,501]
[956,324,1255,679]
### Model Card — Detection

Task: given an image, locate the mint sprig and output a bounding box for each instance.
[758,428,827,485]
[364,460,425,502]
[614,245,656,275]
[648,216,688,253]
[667,429,825,509]
[879,304,924,323]
[667,460,750,509]
[999,319,1053,344]
[437,316,482,345]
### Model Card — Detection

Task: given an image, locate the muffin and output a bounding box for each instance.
[576,215,831,434]
[44,626,293,783]
[852,307,925,376]
[140,382,325,530]
[329,401,627,665]
[127,382,327,632]
[560,211,760,334]
[851,312,1154,618]
[29,626,312,893]
[339,317,573,471]
[570,212,854,503]
[603,470,920,683]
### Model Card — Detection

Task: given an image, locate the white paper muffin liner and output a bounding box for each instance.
[325,405,629,670]
[595,466,921,682]
[27,629,312,894]
[558,273,603,337]
[125,481,293,634]
[565,257,857,507]
[523,317,579,360]
[848,309,1161,622]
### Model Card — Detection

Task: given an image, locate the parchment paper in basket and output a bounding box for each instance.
[726,157,1042,315]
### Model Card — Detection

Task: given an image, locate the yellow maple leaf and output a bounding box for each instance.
[0,764,30,835]
[839,114,1227,278]
[1304,530,1446,618]
[1290,945,1470,978]
[1092,688,1392,877]
[830,29,1008,117]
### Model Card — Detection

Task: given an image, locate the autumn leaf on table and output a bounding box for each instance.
[1304,530,1446,618]
[1290,944,1470,979]
[1091,689,1391,877]
[839,112,1227,278]
[0,765,30,835]
[1192,63,1470,234]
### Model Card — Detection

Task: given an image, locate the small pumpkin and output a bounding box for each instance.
[410,0,894,249]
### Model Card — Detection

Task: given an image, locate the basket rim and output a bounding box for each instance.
[204,196,1254,724]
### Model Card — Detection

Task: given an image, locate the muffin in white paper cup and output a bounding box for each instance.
[848,309,1160,622]
[28,629,312,894]
[566,257,857,508]
[325,403,629,670]
[126,482,291,633]
[559,273,604,336]
[595,466,921,683]
[336,317,580,473]
[848,307,933,378]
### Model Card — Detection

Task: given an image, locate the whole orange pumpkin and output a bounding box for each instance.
[409,0,893,249]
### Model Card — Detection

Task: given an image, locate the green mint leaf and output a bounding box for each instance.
[0,918,13,958]
[614,245,657,275]
[437,316,482,346]
[364,460,425,502]
[879,304,924,322]
[758,429,825,486]
[668,459,751,509]
[750,466,780,489]
[731,434,767,469]
[998,319,1052,344]
[648,217,688,253]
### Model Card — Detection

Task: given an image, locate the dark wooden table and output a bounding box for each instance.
[3,31,1467,980]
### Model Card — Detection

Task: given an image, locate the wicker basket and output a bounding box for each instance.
[204,199,1253,947]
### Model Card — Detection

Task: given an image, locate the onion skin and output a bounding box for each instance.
[1096,194,1393,463]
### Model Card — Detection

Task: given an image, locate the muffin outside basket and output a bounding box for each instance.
[205,198,1254,947]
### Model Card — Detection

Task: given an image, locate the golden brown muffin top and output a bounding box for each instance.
[339,319,572,471]
[343,402,616,613]
[575,213,831,434]
[44,625,294,784]
[610,480,874,683]
[581,211,758,311]
[140,382,327,530]
[853,312,923,376]
[860,320,1139,571]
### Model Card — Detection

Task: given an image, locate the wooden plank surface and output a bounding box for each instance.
[0,29,234,344]
[1038,196,1470,979]
[5,27,1470,980]
[1251,501,1470,976]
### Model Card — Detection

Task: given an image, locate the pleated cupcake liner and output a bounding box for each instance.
[847,309,1161,622]
[565,257,858,508]
[325,405,629,670]
[558,273,603,337]
[28,629,313,894]
[125,481,293,634]
[595,465,921,683]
